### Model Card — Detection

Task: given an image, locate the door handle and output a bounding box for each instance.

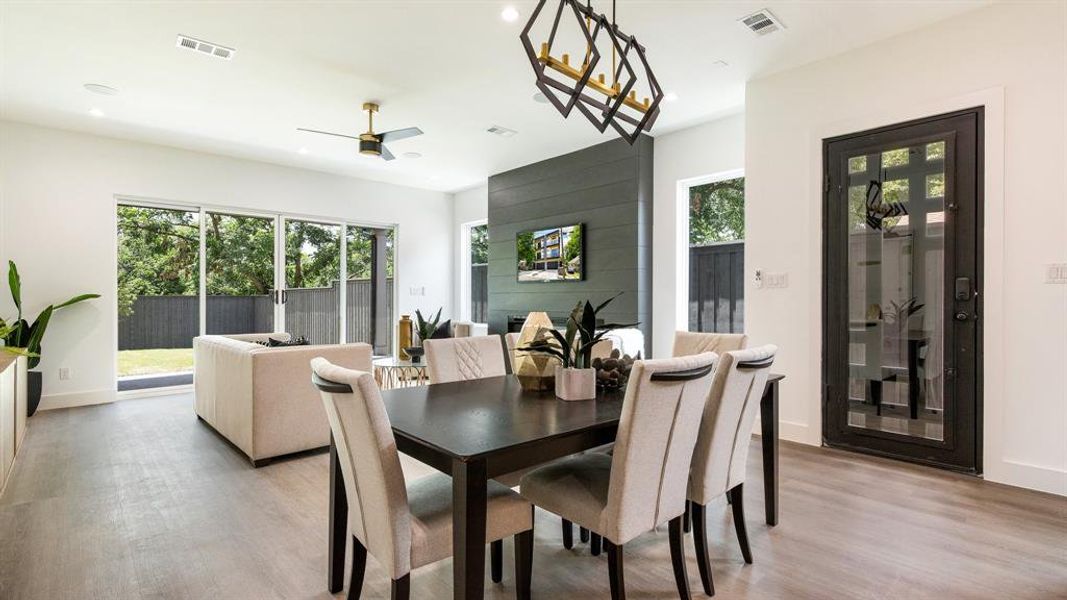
[954,311,970,321]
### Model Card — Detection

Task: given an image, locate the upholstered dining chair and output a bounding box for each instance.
[520,352,719,600]
[424,335,508,384]
[686,345,777,597]
[672,330,748,357]
[310,358,534,600]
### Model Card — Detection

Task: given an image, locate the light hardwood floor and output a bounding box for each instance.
[1,394,1065,599]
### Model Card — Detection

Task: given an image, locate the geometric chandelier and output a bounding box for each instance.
[520,0,663,144]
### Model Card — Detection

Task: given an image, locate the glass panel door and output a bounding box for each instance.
[283,219,341,344]
[205,212,276,336]
[345,226,394,353]
[824,109,980,472]
[116,204,200,389]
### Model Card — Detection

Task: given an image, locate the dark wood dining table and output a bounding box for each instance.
[326,373,784,600]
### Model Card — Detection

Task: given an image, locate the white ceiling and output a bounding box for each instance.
[0,0,989,193]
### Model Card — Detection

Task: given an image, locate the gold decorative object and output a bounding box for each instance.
[398,314,413,360]
[513,312,558,392]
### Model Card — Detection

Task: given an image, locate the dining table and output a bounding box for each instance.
[325,372,785,600]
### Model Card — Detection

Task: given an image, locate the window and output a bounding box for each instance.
[687,175,745,334]
[462,221,488,324]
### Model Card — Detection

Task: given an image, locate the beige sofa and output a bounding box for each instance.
[193,333,372,466]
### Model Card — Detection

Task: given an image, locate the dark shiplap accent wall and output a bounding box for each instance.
[487,136,653,356]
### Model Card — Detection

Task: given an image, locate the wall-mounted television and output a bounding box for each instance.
[516,224,583,283]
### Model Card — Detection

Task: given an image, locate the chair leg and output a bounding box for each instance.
[491,539,503,583]
[580,526,590,543]
[691,503,715,597]
[515,529,534,600]
[561,518,574,549]
[728,484,753,564]
[605,539,625,600]
[590,533,602,556]
[683,500,692,533]
[669,516,692,600]
[348,536,367,600]
[391,575,410,600]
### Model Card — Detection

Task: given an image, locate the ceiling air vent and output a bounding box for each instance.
[487,125,518,138]
[175,34,236,61]
[739,9,785,37]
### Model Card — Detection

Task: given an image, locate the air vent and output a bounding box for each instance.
[739,9,785,37]
[176,34,236,61]
[487,125,518,138]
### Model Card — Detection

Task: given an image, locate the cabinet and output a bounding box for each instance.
[0,354,27,495]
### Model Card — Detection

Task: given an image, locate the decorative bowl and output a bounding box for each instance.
[404,347,426,363]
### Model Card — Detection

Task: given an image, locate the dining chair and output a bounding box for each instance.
[423,335,508,384]
[686,345,777,597]
[672,331,748,357]
[520,352,719,600]
[311,358,534,600]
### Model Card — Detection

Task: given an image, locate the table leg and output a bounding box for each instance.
[452,458,488,600]
[328,434,348,593]
[760,380,779,527]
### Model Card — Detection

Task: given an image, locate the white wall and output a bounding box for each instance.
[0,120,455,410]
[452,183,488,322]
[745,2,1066,495]
[651,113,745,357]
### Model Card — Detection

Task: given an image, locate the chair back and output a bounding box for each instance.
[311,358,413,579]
[504,332,521,373]
[424,335,507,383]
[688,345,777,505]
[602,352,718,544]
[672,330,748,357]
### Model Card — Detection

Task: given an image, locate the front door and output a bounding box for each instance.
[823,109,982,472]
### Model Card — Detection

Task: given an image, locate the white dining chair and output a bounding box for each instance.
[520,352,719,600]
[423,335,508,384]
[686,345,777,596]
[672,330,748,357]
[311,358,534,599]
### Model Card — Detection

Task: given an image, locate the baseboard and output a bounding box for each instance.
[752,417,818,446]
[38,388,116,411]
[989,459,1067,497]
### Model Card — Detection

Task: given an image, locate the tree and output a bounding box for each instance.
[516,231,535,268]
[285,221,340,289]
[205,213,274,296]
[117,206,199,317]
[470,225,489,265]
[689,178,745,245]
[563,225,581,262]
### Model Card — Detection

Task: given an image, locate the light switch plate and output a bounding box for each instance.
[1046,263,1067,284]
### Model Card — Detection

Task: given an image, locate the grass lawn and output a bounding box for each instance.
[118,348,194,377]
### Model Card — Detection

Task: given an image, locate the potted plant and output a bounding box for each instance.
[407,307,444,363]
[520,293,637,401]
[1,261,99,416]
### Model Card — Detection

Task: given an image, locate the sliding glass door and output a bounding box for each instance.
[117,201,396,391]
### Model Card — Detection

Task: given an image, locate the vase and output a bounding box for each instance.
[398,315,413,360]
[554,366,596,401]
[27,370,42,417]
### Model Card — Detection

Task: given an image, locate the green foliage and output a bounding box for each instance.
[206,213,274,296]
[519,293,638,369]
[470,225,489,265]
[563,226,581,263]
[516,231,535,267]
[285,221,340,289]
[2,261,99,368]
[414,307,442,343]
[347,228,396,280]
[117,206,199,317]
[689,177,745,245]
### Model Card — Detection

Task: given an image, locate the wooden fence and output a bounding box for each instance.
[688,242,745,334]
[118,279,393,350]
[471,264,488,324]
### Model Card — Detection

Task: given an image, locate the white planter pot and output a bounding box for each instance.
[555,366,596,401]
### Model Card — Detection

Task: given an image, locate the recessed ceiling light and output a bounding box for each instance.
[501,6,520,22]
[297,147,309,155]
[664,92,679,102]
[88,107,105,118]
[402,151,422,159]
[487,124,518,137]
[532,92,548,104]
[84,83,119,96]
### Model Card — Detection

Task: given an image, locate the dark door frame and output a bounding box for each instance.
[821,107,984,474]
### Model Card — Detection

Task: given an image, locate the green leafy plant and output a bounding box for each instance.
[414,307,443,344]
[1,261,100,368]
[519,293,638,369]
[884,297,925,334]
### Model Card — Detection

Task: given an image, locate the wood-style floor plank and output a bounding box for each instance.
[1,394,1065,599]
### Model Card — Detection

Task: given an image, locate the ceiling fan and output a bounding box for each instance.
[297,102,423,161]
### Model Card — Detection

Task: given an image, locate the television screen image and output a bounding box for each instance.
[516,224,583,282]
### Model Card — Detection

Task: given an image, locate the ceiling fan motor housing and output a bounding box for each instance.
[359,133,381,156]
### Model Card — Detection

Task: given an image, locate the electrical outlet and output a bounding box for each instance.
[58,367,71,380]
[1046,263,1067,284]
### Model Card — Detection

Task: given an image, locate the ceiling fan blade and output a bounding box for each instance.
[378,127,423,143]
[380,145,396,161]
[296,128,361,141]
